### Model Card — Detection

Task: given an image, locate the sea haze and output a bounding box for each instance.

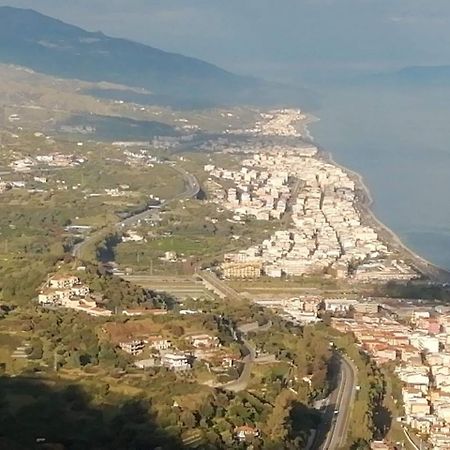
[310,83,450,270]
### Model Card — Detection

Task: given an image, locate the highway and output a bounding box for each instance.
[71,163,200,259]
[199,270,241,300]
[117,164,200,229]
[312,354,357,450]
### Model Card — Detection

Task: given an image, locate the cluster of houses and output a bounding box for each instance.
[331,305,450,449]
[205,162,291,222]
[254,296,322,325]
[121,148,160,167]
[122,229,145,242]
[254,296,379,326]
[212,149,416,282]
[0,178,47,194]
[114,330,236,373]
[119,336,193,372]
[10,152,85,172]
[111,136,192,154]
[245,109,305,137]
[85,184,147,199]
[37,274,112,317]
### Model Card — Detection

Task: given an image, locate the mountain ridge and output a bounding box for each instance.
[0,6,309,107]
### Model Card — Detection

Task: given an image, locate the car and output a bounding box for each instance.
[334,409,339,415]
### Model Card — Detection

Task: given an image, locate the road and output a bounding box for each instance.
[312,354,357,450]
[199,270,241,300]
[214,319,272,393]
[403,427,429,450]
[117,164,199,229]
[221,339,256,392]
[71,163,200,258]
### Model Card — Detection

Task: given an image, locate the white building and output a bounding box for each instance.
[161,353,191,371]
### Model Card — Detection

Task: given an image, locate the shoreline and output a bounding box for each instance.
[301,118,450,283]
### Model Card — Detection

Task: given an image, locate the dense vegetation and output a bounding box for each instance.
[332,330,387,449]
[0,135,186,306]
[0,289,336,449]
[378,280,450,302]
[0,132,339,449]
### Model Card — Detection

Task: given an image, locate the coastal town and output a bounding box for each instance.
[33,256,450,448]
[251,290,450,449]
[39,109,450,448]
[1,103,449,450]
[2,5,450,450]
[332,301,450,449]
[204,110,417,283]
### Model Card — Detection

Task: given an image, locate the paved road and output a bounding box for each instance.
[199,271,241,300]
[403,427,429,450]
[118,165,199,229]
[71,164,200,259]
[221,339,256,392]
[312,354,357,450]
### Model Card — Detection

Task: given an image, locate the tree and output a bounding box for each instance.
[351,439,370,450]
[98,342,118,368]
[199,400,215,420]
[264,390,293,442]
[97,382,110,398]
[28,338,43,360]
[205,430,220,446]
[215,392,230,408]
[228,403,251,422]
[180,410,196,428]
[67,350,81,368]
[169,325,184,338]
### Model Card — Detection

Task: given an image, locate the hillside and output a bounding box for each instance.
[0,6,309,108]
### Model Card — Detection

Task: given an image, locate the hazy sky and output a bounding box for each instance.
[2,0,450,83]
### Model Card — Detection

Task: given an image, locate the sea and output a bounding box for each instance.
[309,83,450,270]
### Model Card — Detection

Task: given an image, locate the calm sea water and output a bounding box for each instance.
[310,84,450,270]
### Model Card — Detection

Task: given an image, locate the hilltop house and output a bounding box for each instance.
[48,275,80,289]
[147,336,171,351]
[119,339,145,355]
[161,352,191,371]
[186,334,220,349]
[234,425,260,441]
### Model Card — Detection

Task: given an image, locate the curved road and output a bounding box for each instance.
[312,354,357,450]
[221,339,256,392]
[72,163,200,258]
[403,427,429,450]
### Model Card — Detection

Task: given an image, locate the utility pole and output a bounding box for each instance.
[53,350,58,372]
[0,105,6,148]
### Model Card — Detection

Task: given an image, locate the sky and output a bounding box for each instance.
[2,0,450,84]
